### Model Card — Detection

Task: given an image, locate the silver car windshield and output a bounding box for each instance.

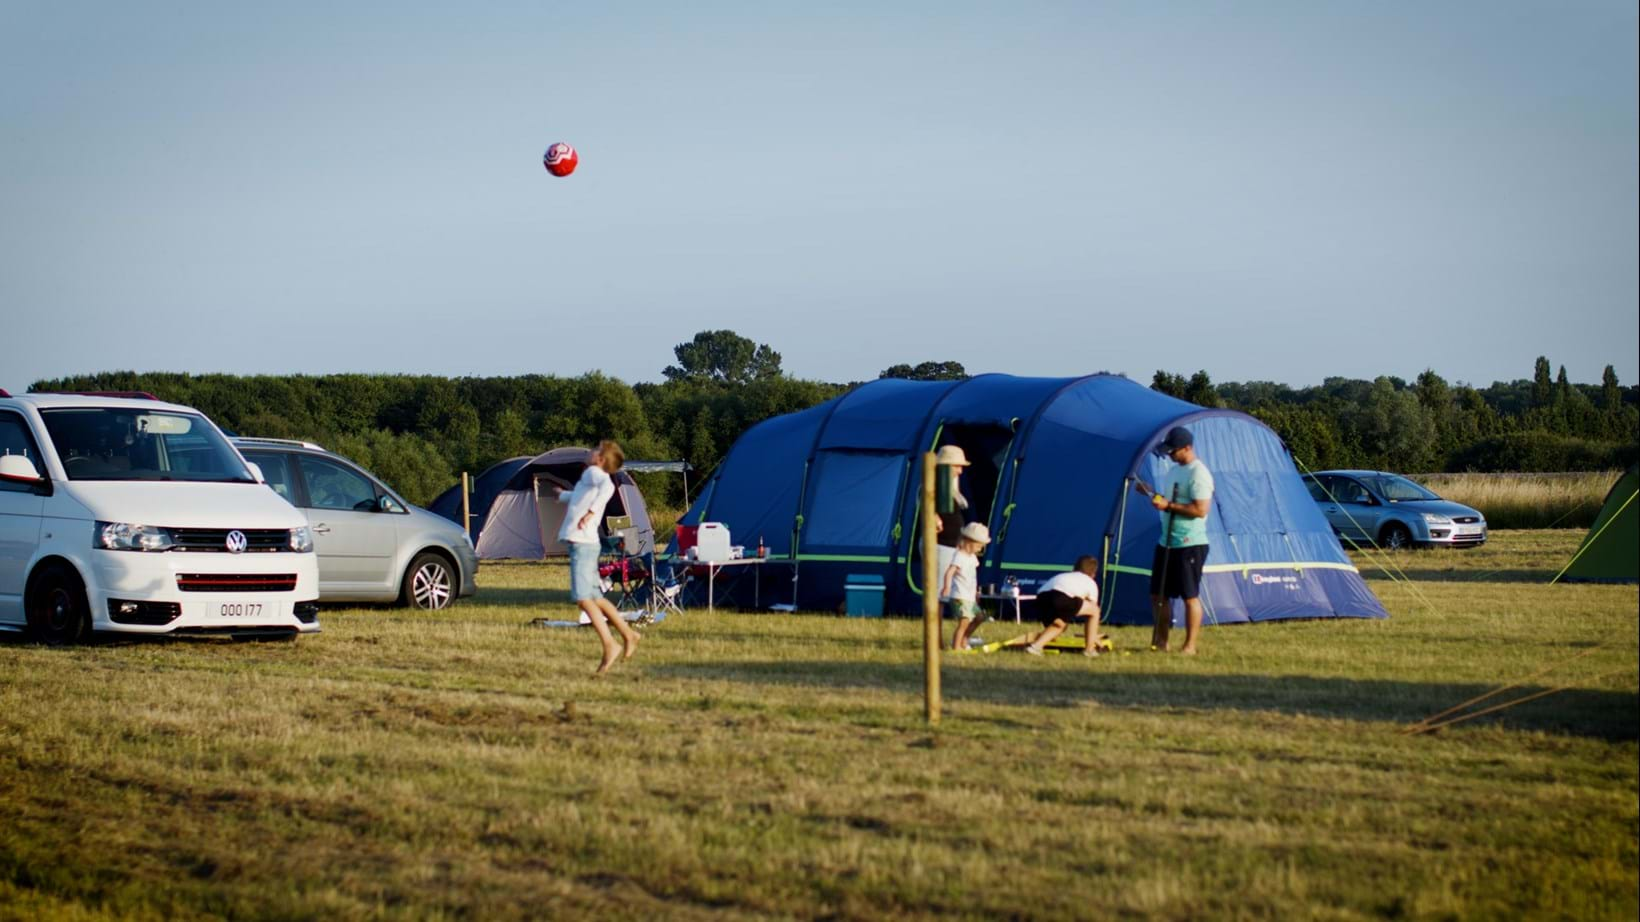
[1367,474,1439,502]
[40,408,255,483]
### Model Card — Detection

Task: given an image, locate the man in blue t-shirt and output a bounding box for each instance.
[1134,426,1214,654]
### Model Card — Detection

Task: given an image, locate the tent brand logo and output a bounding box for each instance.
[1251,572,1300,589]
[225,531,248,554]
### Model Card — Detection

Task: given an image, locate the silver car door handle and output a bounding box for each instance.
[313,524,331,535]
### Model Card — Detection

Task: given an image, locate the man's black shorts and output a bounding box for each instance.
[1033,589,1092,627]
[1149,544,1209,600]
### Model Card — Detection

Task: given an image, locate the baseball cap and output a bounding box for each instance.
[1157,426,1194,454]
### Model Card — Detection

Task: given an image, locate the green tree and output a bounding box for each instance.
[879,361,968,381]
[1185,371,1221,408]
[1151,370,1188,399]
[1601,365,1621,410]
[663,330,783,384]
[1531,356,1553,408]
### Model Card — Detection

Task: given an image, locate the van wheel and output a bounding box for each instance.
[27,563,91,646]
[1379,522,1414,551]
[402,553,455,610]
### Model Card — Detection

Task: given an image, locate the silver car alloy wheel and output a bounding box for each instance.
[412,561,452,609]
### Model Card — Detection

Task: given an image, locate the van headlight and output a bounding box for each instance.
[96,522,175,552]
[1422,513,1452,525]
[288,526,314,553]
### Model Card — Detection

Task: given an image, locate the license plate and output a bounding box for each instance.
[217,602,264,618]
[1458,528,1483,536]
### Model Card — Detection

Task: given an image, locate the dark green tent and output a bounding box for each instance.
[1552,466,1638,584]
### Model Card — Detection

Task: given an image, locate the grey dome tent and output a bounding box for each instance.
[428,448,655,559]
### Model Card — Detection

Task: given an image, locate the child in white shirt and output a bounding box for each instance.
[941,523,991,650]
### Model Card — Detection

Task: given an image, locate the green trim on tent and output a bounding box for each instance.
[1554,465,1639,584]
[1000,561,1360,577]
[799,554,894,563]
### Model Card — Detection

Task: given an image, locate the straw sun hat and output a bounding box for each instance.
[936,445,971,467]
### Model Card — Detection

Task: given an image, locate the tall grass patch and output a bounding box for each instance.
[1416,471,1621,529]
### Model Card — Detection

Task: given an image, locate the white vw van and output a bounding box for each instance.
[0,391,321,643]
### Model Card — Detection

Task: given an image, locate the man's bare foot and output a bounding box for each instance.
[595,654,618,676]
[1177,646,1198,655]
[621,632,641,661]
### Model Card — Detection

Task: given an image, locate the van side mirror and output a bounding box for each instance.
[0,454,44,485]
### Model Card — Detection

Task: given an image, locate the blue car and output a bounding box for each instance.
[1303,470,1488,550]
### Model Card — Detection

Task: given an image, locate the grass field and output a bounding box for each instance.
[1414,472,1622,530]
[1,531,1635,920]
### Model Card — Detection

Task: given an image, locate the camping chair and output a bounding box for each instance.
[644,524,701,615]
[599,554,651,612]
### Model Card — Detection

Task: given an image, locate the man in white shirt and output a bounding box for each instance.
[1024,556,1104,657]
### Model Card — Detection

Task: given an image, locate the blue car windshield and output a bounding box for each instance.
[41,408,255,483]
[1366,474,1439,502]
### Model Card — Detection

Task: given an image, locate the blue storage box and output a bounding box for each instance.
[844,574,886,617]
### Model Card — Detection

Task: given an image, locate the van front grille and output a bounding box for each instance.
[171,528,290,553]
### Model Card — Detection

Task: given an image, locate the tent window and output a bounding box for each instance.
[802,451,904,550]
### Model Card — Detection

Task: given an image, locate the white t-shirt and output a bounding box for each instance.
[945,549,979,602]
[1039,571,1100,604]
[557,465,615,544]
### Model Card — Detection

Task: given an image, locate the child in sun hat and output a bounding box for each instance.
[941,522,990,650]
[933,444,972,604]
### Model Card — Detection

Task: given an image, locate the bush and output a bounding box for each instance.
[1447,432,1639,473]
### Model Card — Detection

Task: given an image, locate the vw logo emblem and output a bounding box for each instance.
[225,530,248,554]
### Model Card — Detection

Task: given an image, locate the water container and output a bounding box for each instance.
[694,522,733,562]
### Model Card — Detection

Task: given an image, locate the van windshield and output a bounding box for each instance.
[40,409,255,483]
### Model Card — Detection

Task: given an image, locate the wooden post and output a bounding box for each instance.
[921,451,941,725]
[461,472,472,541]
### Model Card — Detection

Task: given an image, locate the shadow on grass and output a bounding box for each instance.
[1361,568,1557,584]
[653,660,1639,741]
[469,587,571,607]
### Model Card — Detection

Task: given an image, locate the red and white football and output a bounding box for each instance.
[543,142,578,177]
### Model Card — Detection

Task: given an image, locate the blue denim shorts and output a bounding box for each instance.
[568,541,602,602]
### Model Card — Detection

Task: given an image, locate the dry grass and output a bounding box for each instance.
[0,531,1635,920]
[1415,471,1622,529]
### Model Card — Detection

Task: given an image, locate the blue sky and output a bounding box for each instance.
[2,1,1635,392]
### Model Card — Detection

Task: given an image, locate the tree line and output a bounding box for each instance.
[33,331,1638,507]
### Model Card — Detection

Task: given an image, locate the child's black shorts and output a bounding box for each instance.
[1034,589,1091,626]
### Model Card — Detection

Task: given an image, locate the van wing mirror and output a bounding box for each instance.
[0,455,44,485]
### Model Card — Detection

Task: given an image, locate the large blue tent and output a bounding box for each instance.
[677,373,1388,625]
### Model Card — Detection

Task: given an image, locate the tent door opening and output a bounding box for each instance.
[533,474,573,553]
[908,421,1018,594]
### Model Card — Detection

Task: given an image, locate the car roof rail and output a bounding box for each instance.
[233,436,328,451]
[34,390,163,400]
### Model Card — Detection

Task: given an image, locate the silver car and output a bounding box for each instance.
[1303,470,1488,550]
[232,438,478,609]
